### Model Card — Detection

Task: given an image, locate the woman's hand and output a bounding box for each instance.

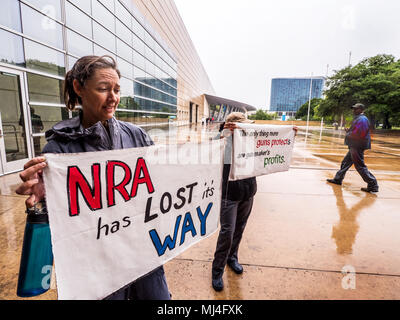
[15,157,47,208]
[224,122,238,131]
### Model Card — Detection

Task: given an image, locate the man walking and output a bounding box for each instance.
[327,103,379,193]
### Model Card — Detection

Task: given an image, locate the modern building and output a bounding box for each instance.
[0,0,255,176]
[269,77,325,118]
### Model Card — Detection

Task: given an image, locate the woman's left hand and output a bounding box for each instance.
[293,126,298,136]
[15,157,47,208]
[224,122,238,132]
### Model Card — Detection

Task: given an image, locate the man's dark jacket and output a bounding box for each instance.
[344,114,371,150]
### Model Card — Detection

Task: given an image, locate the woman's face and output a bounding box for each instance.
[73,68,120,127]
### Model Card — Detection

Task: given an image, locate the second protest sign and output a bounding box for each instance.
[230,124,295,180]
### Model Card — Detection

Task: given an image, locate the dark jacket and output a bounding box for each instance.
[222,164,257,201]
[42,113,153,154]
[344,114,371,150]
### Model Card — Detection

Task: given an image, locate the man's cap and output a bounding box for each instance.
[225,112,254,123]
[351,103,366,110]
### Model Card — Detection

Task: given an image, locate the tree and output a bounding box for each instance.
[296,98,323,120]
[248,109,273,120]
[321,54,400,129]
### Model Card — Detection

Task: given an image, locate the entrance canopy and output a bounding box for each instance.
[204,94,257,122]
[205,94,256,113]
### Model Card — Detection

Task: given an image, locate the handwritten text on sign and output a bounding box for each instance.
[229,124,295,180]
[43,140,224,300]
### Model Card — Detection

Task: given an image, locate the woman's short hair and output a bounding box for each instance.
[64,55,121,111]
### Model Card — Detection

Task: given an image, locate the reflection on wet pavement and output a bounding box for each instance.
[330,185,377,255]
[1,124,400,299]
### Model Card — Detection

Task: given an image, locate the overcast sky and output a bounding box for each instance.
[174,0,400,110]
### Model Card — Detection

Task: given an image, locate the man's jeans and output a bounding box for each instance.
[212,197,254,279]
[334,147,378,188]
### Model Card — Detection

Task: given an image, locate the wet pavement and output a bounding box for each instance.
[1,124,399,299]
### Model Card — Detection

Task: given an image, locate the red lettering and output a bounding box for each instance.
[130,158,154,198]
[67,164,102,216]
[106,161,132,207]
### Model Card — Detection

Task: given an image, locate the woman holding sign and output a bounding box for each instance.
[211,112,257,291]
[212,112,298,292]
[16,56,170,300]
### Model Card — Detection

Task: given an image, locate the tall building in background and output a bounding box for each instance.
[0,0,218,175]
[269,77,325,118]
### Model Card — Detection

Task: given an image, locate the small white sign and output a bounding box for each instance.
[230,124,295,180]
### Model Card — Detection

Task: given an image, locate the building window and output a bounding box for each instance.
[115,1,131,27]
[98,0,115,14]
[68,0,91,15]
[117,57,133,80]
[21,3,64,49]
[134,97,176,114]
[67,55,78,71]
[115,110,170,127]
[132,33,145,56]
[29,104,69,135]
[27,73,64,104]
[24,39,65,76]
[116,38,133,63]
[94,44,116,60]
[65,1,93,39]
[93,21,116,53]
[24,0,62,21]
[66,29,93,57]
[0,0,22,32]
[116,20,132,46]
[92,0,115,33]
[0,29,25,67]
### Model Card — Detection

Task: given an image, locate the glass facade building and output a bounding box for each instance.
[269,77,325,117]
[0,0,215,175]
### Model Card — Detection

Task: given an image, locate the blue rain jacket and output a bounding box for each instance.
[43,113,153,153]
[344,114,371,150]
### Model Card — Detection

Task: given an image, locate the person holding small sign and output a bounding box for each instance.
[211,113,298,291]
[16,55,170,300]
[211,112,258,291]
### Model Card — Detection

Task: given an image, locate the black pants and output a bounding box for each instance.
[104,266,170,300]
[212,197,254,279]
[334,147,378,188]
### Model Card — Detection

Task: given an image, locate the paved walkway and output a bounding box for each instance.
[1,124,399,299]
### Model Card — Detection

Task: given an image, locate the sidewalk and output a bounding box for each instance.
[1,125,399,299]
[164,127,400,299]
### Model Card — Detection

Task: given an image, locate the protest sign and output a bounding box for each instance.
[43,140,224,300]
[229,124,295,180]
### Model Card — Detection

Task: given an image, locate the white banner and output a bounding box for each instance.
[229,124,295,180]
[43,140,224,300]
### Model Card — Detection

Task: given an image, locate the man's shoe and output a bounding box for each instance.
[361,186,379,193]
[228,260,243,274]
[212,277,224,291]
[327,179,342,185]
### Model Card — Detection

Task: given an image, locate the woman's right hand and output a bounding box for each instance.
[15,156,47,208]
[224,122,238,131]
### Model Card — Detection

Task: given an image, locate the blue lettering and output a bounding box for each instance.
[149,215,182,256]
[180,212,197,245]
[197,202,213,236]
